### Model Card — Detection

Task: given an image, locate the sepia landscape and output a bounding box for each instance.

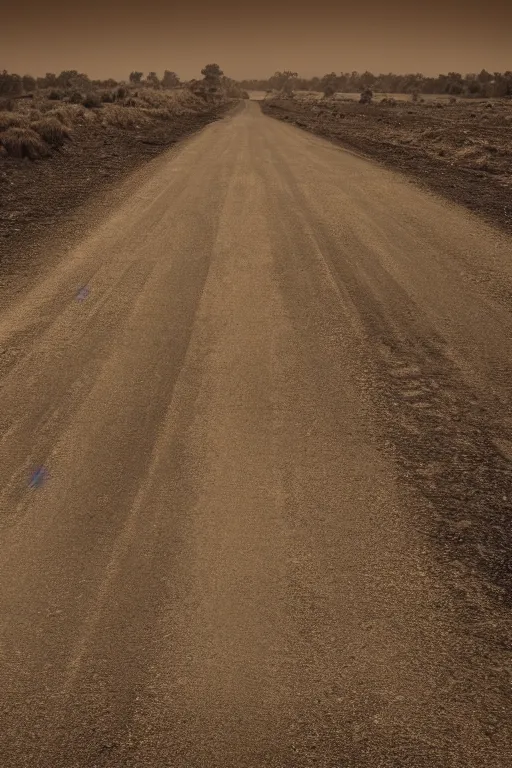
[0,3,511,767]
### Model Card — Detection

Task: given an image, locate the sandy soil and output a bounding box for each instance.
[261,96,512,235]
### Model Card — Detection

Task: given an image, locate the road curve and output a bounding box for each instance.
[0,100,511,767]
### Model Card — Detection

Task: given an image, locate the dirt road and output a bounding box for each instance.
[0,100,511,767]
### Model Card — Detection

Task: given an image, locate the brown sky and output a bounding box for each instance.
[2,1,511,81]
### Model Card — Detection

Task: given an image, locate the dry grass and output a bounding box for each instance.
[48,106,82,126]
[0,83,234,165]
[0,126,50,159]
[136,89,176,108]
[0,111,28,131]
[30,117,71,147]
[122,96,146,109]
[100,105,151,128]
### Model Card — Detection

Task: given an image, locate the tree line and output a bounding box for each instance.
[0,69,185,96]
[0,64,233,98]
[3,67,511,99]
[238,69,512,98]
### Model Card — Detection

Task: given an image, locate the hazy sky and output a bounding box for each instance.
[2,1,511,81]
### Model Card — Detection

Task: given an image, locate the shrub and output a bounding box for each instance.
[48,89,63,100]
[123,96,145,108]
[82,93,102,108]
[100,90,114,103]
[30,117,70,147]
[0,111,27,131]
[151,108,173,120]
[0,126,50,159]
[115,86,127,100]
[49,107,74,125]
[68,90,83,103]
[101,105,150,128]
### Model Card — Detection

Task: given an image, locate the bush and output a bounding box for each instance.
[49,107,75,125]
[48,89,63,100]
[101,105,150,128]
[115,87,128,100]
[100,90,114,103]
[323,84,336,98]
[0,126,50,159]
[123,96,145,108]
[68,90,83,103]
[360,88,373,104]
[30,117,70,147]
[0,111,27,131]
[82,93,102,108]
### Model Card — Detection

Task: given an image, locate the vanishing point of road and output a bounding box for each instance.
[0,100,511,766]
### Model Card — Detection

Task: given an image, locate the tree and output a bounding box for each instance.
[477,69,493,84]
[359,87,373,104]
[162,70,180,88]
[201,63,224,82]
[146,72,160,87]
[267,70,297,92]
[0,71,23,96]
[129,71,144,84]
[359,70,376,89]
[320,72,337,96]
[22,75,36,92]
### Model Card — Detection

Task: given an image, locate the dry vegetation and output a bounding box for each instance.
[261,94,512,234]
[0,73,242,272]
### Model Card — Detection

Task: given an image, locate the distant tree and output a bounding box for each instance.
[320,72,337,96]
[477,69,493,84]
[464,74,482,96]
[201,63,224,82]
[268,70,298,92]
[0,71,23,96]
[492,71,512,98]
[359,70,376,89]
[162,70,180,88]
[359,87,373,104]
[129,71,144,84]
[22,75,36,92]
[146,71,160,87]
[56,70,90,89]
[56,70,78,87]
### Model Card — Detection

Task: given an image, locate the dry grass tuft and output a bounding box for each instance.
[123,96,146,109]
[48,106,76,126]
[137,89,173,108]
[101,105,150,128]
[150,108,173,121]
[30,116,71,147]
[0,111,28,131]
[0,126,50,159]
